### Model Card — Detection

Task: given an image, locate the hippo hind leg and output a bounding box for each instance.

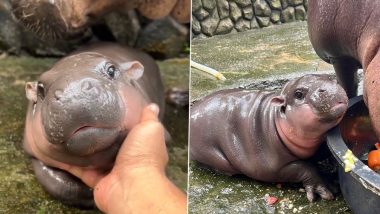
[191,148,238,175]
[31,158,95,208]
[332,57,360,98]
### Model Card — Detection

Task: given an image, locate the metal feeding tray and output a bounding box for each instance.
[327,95,380,214]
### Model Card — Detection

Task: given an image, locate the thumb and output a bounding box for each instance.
[140,103,160,123]
[114,103,168,170]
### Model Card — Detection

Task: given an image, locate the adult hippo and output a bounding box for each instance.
[190,74,348,202]
[11,0,190,39]
[23,43,165,207]
[308,0,380,138]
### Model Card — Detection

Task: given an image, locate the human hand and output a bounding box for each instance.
[92,103,186,213]
[31,104,186,213]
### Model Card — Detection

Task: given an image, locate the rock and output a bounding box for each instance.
[230,28,238,34]
[135,17,188,59]
[193,33,208,39]
[254,0,271,17]
[256,16,271,27]
[270,10,281,23]
[104,11,140,47]
[235,0,252,7]
[281,7,295,22]
[281,0,288,8]
[216,0,230,19]
[235,19,250,32]
[287,0,304,6]
[229,2,242,22]
[193,8,210,21]
[200,8,219,36]
[192,0,202,12]
[202,0,217,12]
[22,35,84,56]
[215,18,234,35]
[251,18,259,29]
[242,6,254,20]
[304,0,309,11]
[192,16,202,34]
[0,1,21,54]
[295,5,306,20]
[268,0,282,10]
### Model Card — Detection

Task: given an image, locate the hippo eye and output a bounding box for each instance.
[294,90,305,100]
[106,65,116,79]
[37,83,45,100]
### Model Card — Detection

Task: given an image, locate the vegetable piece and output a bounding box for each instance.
[368,149,380,171]
[343,150,358,172]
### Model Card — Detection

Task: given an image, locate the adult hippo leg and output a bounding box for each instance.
[332,57,360,98]
[277,161,334,202]
[363,52,380,139]
[31,159,94,208]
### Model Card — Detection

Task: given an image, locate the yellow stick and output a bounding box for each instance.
[190,60,226,81]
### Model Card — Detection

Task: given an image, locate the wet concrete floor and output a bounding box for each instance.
[190,21,352,213]
[0,55,188,213]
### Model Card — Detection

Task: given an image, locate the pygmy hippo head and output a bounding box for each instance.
[25,52,146,168]
[272,74,348,158]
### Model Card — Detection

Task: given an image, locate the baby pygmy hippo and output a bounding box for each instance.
[190,74,348,202]
[23,43,165,207]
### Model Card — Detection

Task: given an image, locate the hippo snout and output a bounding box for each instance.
[80,80,100,96]
[40,78,125,154]
[311,83,348,121]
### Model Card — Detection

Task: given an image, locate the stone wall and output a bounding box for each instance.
[192,0,308,38]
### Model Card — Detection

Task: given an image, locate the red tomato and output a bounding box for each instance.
[368,149,380,171]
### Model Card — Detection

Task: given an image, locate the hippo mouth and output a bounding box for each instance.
[319,102,348,123]
[65,126,126,156]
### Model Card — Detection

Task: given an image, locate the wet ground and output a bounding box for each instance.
[190,21,353,213]
[0,55,188,213]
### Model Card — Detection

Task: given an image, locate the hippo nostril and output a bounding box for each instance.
[318,89,326,93]
[81,81,93,92]
[54,90,63,100]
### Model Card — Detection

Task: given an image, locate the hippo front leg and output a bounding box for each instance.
[278,161,334,202]
[332,57,360,98]
[31,159,95,208]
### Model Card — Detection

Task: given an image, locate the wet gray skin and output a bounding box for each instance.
[308,0,380,139]
[23,42,164,208]
[190,74,348,202]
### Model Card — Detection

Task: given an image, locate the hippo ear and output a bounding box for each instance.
[271,96,285,106]
[120,61,144,80]
[271,96,287,114]
[25,82,38,102]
